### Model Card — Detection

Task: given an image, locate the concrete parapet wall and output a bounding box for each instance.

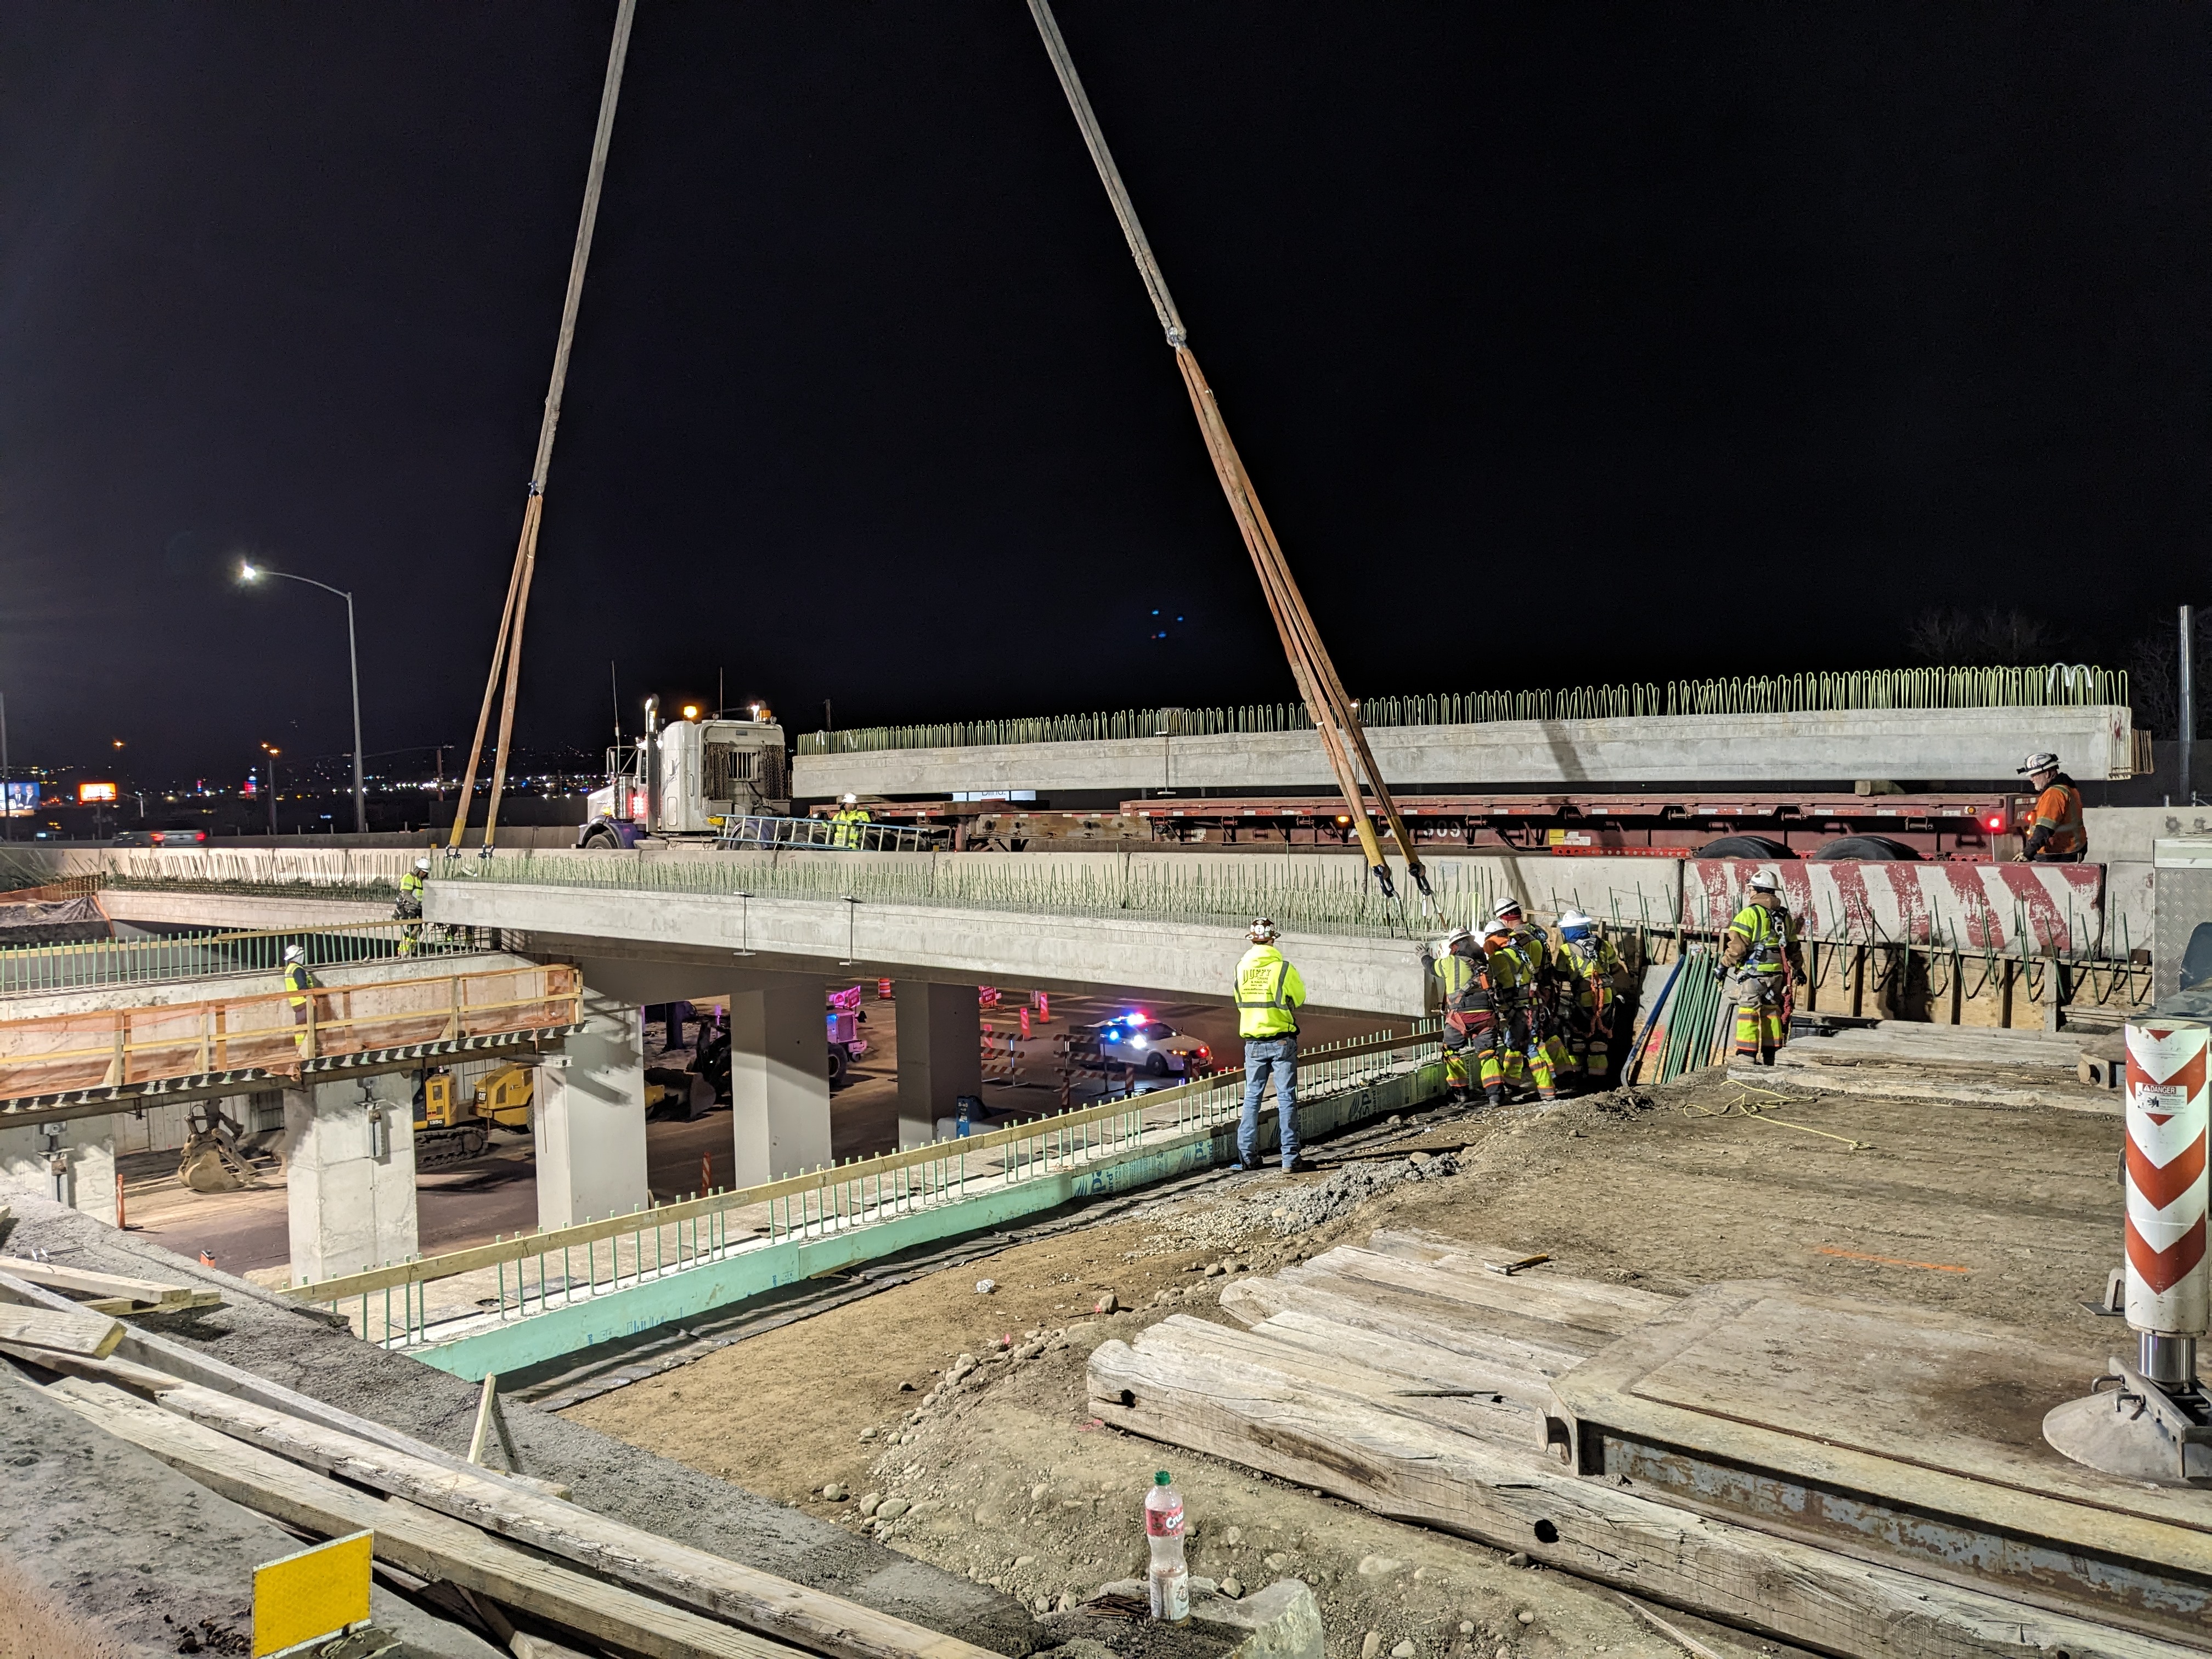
[795,704,2137,798]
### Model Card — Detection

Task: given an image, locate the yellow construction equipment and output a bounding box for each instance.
[414,1064,534,1167]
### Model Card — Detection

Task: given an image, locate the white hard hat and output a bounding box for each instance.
[1480,917,1513,940]
[2017,752,2060,776]
[283,944,304,963]
[1493,897,1524,919]
[1443,927,1474,951]
[414,856,430,871]
[840,793,858,805]
[1249,917,1279,943]
[1747,871,1781,895]
[1558,910,1594,932]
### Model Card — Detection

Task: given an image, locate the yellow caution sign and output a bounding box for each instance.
[252,1530,373,1657]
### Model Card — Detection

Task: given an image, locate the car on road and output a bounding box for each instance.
[112,824,210,847]
[1091,1013,1215,1079]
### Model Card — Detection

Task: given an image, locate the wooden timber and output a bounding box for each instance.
[0,1254,222,1314]
[1089,1237,2205,1659]
[0,1304,123,1359]
[46,1378,803,1659]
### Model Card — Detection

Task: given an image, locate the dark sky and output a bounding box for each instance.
[4,3,2210,783]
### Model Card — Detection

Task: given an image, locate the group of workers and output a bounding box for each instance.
[1431,898,1626,1106]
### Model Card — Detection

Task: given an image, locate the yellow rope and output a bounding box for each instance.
[1686,1084,1872,1151]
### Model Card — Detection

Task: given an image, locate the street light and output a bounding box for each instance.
[261,744,280,837]
[240,562,365,833]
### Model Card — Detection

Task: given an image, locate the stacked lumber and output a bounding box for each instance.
[1091,1229,2198,1659]
[0,1267,999,1659]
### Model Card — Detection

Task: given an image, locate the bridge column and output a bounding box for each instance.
[537,990,648,1229]
[284,1074,416,1282]
[0,1118,118,1226]
[729,984,831,1184]
[896,981,981,1149]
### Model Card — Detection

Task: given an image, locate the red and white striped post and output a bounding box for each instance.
[2124,1018,2211,1389]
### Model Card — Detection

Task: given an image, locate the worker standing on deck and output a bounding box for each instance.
[1234,918,1313,1172]
[2011,753,2086,864]
[831,793,871,849]
[1432,928,1508,1108]
[1555,911,1622,1087]
[396,855,429,954]
[283,944,320,1056]
[1481,918,1558,1102]
[1494,898,1572,1088]
[1722,872,1803,1065]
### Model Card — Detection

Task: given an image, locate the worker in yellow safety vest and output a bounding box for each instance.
[1234,918,1314,1172]
[1720,872,1803,1065]
[283,944,321,1055]
[2011,752,2086,864]
[1493,898,1572,1087]
[396,855,428,954]
[1480,918,1557,1102]
[1432,928,1508,1108]
[831,793,872,849]
[1554,910,1623,1087]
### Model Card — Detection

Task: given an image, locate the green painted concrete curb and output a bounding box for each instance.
[414,1059,1445,1380]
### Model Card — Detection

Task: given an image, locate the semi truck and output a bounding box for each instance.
[578,697,790,848]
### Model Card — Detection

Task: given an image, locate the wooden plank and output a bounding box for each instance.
[1086,1333,2196,1659]
[1285,1248,1663,1338]
[0,1254,212,1308]
[0,1304,123,1359]
[0,1341,177,1391]
[1218,1275,1606,1368]
[1556,1283,2212,1552]
[143,1378,1000,1659]
[45,1379,801,1659]
[1240,1306,1570,1423]
[1355,1232,1679,1318]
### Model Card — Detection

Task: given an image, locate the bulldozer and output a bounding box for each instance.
[413,1063,534,1169]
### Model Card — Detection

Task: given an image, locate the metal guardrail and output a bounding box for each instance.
[797,665,2130,755]
[0,963,582,1102]
[284,1021,1442,1348]
[0,918,476,995]
[713,815,952,853]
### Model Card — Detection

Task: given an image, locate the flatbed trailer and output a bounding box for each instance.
[844,790,2036,860]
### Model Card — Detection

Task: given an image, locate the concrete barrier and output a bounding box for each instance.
[1682,860,2104,956]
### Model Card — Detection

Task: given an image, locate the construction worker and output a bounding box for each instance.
[1234,918,1312,1172]
[1480,918,1557,1102]
[1432,928,1507,1108]
[2012,752,2086,863]
[1721,872,1803,1065]
[396,855,429,954]
[1554,910,1622,1087]
[831,793,872,849]
[283,944,320,1056]
[1494,898,1572,1088]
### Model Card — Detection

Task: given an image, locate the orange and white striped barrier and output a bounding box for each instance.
[2125,1018,2211,1338]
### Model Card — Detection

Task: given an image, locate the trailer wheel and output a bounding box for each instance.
[1808,834,1922,861]
[827,1046,851,1087]
[1694,835,1795,860]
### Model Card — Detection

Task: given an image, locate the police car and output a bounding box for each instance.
[1092,1012,1215,1078]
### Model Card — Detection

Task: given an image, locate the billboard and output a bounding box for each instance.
[1,782,32,816]
[76,782,116,803]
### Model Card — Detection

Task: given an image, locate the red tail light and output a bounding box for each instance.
[1985,814,2004,831]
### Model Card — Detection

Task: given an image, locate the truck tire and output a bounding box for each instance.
[580,825,620,850]
[1808,835,1921,862]
[1694,835,1794,860]
[827,1046,851,1087]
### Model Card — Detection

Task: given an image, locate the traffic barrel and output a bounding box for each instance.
[2124,1018,2211,1339]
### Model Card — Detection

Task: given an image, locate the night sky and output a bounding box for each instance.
[4,3,2209,784]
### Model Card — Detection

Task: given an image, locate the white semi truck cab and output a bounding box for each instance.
[580,698,789,848]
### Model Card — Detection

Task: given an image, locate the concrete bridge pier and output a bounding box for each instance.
[284,1074,417,1282]
[896,981,982,1149]
[727,984,832,1184]
[535,988,650,1230]
[0,1117,117,1226]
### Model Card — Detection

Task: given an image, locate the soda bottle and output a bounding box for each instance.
[1144,1469,1189,1623]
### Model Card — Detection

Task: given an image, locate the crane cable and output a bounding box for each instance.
[1025,0,1434,911]
[448,0,638,854]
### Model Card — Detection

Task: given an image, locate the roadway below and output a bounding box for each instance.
[116,985,1393,1278]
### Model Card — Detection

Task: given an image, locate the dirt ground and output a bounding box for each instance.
[568,1070,2126,1659]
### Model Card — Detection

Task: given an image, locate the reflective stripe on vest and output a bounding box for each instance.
[2035,783,2085,854]
[284,964,313,1007]
[1235,958,1292,1011]
[1728,904,1790,974]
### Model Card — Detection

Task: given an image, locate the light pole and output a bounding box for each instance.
[262,744,280,837]
[240,563,365,833]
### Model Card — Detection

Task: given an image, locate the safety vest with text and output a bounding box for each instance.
[1234,945,1306,1039]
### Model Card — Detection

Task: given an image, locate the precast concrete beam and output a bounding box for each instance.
[431,881,1430,1017]
[284,1073,417,1281]
[896,981,983,1148]
[535,987,649,1229]
[0,1115,116,1226]
[793,704,2137,798]
[728,984,832,1183]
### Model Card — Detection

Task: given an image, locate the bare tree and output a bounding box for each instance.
[1904,608,1979,664]
[2129,611,2212,740]
[1904,605,2062,667]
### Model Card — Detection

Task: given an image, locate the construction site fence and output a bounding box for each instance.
[714,815,952,853]
[798,664,2130,755]
[285,1022,1442,1351]
[0,962,583,1103]
[0,917,475,996]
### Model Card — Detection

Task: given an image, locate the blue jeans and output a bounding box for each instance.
[1240,1035,1300,1168]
